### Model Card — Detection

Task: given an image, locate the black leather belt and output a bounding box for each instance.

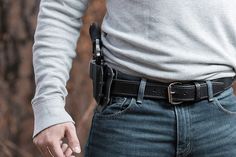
[110,73,235,105]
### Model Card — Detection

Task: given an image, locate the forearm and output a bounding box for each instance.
[32,0,88,137]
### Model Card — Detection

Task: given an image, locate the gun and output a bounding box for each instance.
[89,23,114,106]
[89,23,103,65]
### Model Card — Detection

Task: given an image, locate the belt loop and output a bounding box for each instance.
[137,78,147,104]
[206,80,214,102]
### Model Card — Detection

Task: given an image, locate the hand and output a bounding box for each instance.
[33,122,81,157]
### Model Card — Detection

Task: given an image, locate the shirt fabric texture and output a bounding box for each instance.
[32,0,236,137]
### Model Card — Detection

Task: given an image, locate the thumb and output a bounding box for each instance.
[65,124,81,154]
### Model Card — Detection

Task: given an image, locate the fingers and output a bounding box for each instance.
[34,137,64,157]
[62,143,68,152]
[61,143,73,157]
[36,141,77,157]
[33,122,81,157]
[65,124,81,154]
[41,142,74,157]
[64,147,73,157]
[48,141,64,157]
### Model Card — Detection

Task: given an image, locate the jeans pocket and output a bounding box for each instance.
[94,96,136,119]
[212,88,236,115]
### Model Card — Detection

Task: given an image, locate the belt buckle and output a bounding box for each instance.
[168,82,183,105]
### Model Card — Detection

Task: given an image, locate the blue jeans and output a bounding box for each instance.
[85,83,236,157]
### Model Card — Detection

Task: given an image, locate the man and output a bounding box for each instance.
[32,0,236,157]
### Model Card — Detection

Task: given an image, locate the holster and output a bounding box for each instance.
[90,60,114,106]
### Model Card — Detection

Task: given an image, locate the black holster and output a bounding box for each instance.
[90,60,114,106]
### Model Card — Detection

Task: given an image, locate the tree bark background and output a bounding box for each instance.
[0,0,235,157]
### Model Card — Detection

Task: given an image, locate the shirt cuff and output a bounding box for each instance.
[32,97,74,137]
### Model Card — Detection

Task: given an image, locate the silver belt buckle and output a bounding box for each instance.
[168,82,183,105]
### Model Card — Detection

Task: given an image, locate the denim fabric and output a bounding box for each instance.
[84,87,236,157]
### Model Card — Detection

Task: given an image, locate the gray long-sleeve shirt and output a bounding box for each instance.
[32,0,236,136]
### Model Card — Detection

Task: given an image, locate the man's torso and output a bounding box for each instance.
[101,0,236,82]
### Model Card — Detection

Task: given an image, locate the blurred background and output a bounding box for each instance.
[0,0,235,157]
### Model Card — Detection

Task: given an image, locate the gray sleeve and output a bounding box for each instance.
[32,0,88,137]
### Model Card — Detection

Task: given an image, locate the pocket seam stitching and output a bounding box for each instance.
[212,97,236,115]
[95,98,136,119]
